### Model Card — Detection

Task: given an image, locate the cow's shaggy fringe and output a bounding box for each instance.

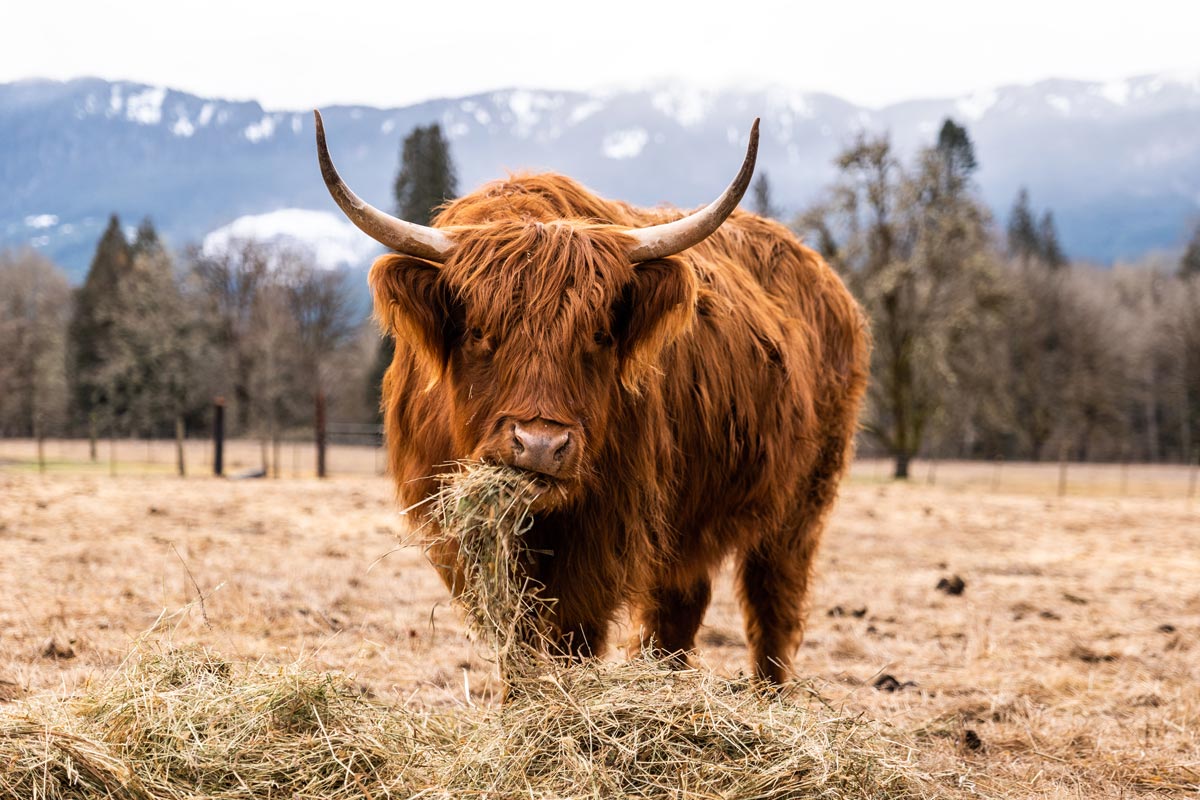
[0,465,936,799]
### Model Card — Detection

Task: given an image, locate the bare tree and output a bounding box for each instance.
[186,239,274,433]
[800,131,997,478]
[0,250,71,446]
[186,241,360,469]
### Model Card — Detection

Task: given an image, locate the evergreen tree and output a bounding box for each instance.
[125,217,192,435]
[132,216,164,257]
[1038,210,1066,269]
[1180,221,1200,278]
[68,214,134,430]
[392,124,458,225]
[67,215,190,438]
[935,118,977,191]
[1007,189,1068,269]
[1007,188,1040,263]
[371,124,459,418]
[751,172,777,219]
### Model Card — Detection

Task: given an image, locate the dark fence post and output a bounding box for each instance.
[212,397,225,477]
[88,412,98,462]
[175,416,186,477]
[315,390,327,479]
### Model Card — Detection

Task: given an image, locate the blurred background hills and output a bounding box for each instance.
[4,70,1199,280]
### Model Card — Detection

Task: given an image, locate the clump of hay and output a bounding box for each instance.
[429,463,551,676]
[0,463,937,798]
[0,647,934,799]
[443,657,932,798]
[0,647,427,799]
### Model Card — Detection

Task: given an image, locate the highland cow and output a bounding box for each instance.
[316,111,868,683]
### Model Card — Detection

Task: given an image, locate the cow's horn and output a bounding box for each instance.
[314,110,453,262]
[626,118,759,262]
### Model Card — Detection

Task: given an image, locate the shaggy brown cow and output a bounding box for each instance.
[315,111,869,683]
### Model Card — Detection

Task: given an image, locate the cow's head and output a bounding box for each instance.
[315,111,757,509]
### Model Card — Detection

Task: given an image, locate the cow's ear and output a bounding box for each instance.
[615,257,697,390]
[369,254,457,383]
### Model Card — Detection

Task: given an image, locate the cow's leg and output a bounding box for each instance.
[737,496,837,685]
[540,556,622,661]
[546,595,616,661]
[738,415,856,684]
[630,573,713,665]
[551,615,610,659]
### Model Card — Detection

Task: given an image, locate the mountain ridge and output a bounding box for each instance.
[2,73,1198,279]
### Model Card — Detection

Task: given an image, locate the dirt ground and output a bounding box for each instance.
[1,453,1197,798]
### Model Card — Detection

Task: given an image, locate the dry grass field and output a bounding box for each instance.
[1,444,1198,797]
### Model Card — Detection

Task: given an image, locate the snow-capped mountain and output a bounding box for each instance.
[2,73,1199,279]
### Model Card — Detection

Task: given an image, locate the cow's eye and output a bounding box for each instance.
[593,330,614,348]
[463,327,491,353]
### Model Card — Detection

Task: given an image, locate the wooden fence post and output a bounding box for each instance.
[315,390,327,479]
[88,412,98,462]
[175,416,186,477]
[212,397,225,477]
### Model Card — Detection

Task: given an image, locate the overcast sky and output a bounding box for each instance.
[3,1,1198,110]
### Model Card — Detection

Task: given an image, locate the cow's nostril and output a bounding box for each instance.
[511,436,524,454]
[553,434,571,461]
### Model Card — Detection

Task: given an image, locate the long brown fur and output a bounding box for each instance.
[375,172,869,681]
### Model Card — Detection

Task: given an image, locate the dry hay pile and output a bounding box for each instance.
[0,463,939,799]
[0,648,418,799]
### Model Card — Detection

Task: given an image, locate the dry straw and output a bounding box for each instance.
[0,463,939,799]
[428,463,552,678]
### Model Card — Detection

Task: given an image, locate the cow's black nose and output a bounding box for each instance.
[510,420,573,476]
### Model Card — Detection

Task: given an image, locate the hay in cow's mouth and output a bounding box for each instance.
[429,462,557,675]
[0,645,937,799]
